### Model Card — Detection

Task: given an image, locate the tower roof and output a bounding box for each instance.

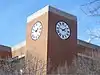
[27,5,77,23]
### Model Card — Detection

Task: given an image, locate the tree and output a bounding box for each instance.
[80,0,100,16]
[68,50,100,75]
[0,58,20,75]
[80,0,100,45]
[0,50,46,75]
[87,28,100,43]
[21,51,46,75]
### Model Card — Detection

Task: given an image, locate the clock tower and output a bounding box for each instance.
[26,5,77,74]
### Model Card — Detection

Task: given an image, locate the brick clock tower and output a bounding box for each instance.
[26,5,77,74]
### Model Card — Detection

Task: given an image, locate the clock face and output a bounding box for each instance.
[56,21,70,40]
[31,21,42,40]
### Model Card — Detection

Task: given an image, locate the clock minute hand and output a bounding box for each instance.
[63,28,68,31]
[35,28,38,32]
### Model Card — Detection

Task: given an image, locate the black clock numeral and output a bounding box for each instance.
[56,30,59,33]
[32,35,35,39]
[62,22,64,25]
[35,23,37,26]
[67,27,69,29]
[65,35,67,38]
[62,35,64,38]
[57,24,60,27]
[36,36,38,39]
[67,33,70,36]
[59,33,61,36]
[59,22,61,25]
[56,27,59,30]
[67,31,70,33]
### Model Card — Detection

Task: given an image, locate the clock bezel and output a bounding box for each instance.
[31,21,43,41]
[55,20,71,40]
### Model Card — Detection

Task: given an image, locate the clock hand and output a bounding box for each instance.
[63,28,68,32]
[62,29,65,31]
[35,28,39,32]
[62,28,67,31]
[60,27,64,32]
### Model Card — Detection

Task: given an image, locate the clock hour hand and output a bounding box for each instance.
[63,28,68,32]
[62,29,65,31]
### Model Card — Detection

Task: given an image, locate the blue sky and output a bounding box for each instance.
[0,0,100,46]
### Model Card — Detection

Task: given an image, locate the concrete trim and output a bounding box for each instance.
[18,54,25,59]
[77,39,100,49]
[8,54,25,62]
[11,41,26,51]
[49,6,77,20]
[27,5,49,23]
[27,5,77,23]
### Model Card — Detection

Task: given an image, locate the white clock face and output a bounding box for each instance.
[31,21,42,40]
[56,21,70,40]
